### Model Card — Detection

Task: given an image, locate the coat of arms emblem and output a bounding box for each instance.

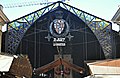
[54,19,65,34]
[49,19,69,38]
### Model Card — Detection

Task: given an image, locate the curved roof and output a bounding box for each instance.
[6,1,112,59]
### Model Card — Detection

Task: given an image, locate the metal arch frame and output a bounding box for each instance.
[6,1,112,58]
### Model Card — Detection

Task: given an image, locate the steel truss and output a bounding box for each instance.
[6,1,112,58]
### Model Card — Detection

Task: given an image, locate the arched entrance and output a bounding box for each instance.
[5,1,112,78]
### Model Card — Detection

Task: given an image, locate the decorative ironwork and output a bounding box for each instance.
[6,1,112,58]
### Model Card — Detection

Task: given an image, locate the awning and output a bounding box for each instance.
[87,59,120,75]
[0,54,14,72]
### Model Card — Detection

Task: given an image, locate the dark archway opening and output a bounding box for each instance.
[16,7,105,78]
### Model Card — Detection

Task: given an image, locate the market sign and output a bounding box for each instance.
[45,11,73,46]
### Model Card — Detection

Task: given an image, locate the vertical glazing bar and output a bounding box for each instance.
[34,21,37,68]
